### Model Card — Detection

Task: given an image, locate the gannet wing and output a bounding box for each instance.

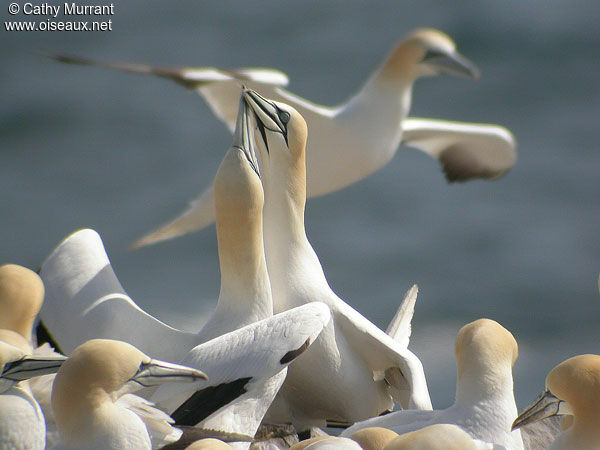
[401,117,516,182]
[115,394,183,449]
[341,409,435,437]
[49,53,288,132]
[334,301,432,411]
[152,303,331,437]
[130,185,216,249]
[39,229,197,360]
[385,284,418,348]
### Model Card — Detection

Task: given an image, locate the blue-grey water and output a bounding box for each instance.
[2,1,599,410]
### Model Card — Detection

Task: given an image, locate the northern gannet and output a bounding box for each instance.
[0,329,67,450]
[351,427,400,450]
[289,436,362,449]
[50,338,207,450]
[184,438,233,449]
[151,302,331,449]
[48,29,516,248]
[39,96,270,359]
[512,354,600,450]
[242,89,431,430]
[0,264,45,342]
[384,423,505,449]
[342,318,523,450]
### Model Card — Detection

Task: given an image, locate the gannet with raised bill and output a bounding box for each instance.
[50,338,207,450]
[0,329,67,450]
[152,302,331,450]
[242,88,431,431]
[384,423,505,449]
[512,354,600,450]
[342,318,523,450]
[39,96,270,360]
[48,29,516,248]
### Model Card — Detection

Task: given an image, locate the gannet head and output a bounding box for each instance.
[350,427,399,450]
[455,318,518,380]
[0,329,66,393]
[243,89,307,164]
[216,96,264,226]
[52,339,207,440]
[384,28,480,81]
[385,423,490,450]
[512,354,600,431]
[0,264,45,340]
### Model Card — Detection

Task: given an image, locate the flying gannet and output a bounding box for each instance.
[242,88,431,432]
[0,329,67,450]
[512,354,600,450]
[50,338,207,450]
[38,96,269,360]
[48,29,516,248]
[342,318,524,450]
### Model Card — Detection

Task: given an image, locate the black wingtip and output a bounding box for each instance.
[280,338,310,365]
[35,320,64,355]
[171,377,252,426]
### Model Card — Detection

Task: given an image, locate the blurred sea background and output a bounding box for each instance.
[2,1,599,409]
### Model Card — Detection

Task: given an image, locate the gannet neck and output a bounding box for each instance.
[214,148,271,317]
[0,264,44,340]
[454,319,518,402]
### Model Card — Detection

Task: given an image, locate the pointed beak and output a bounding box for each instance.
[129,359,208,388]
[1,354,67,381]
[423,50,480,79]
[232,94,260,176]
[512,389,571,430]
[242,88,288,151]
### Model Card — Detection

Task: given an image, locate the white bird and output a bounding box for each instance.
[342,318,523,450]
[384,423,505,450]
[0,329,67,450]
[49,338,207,450]
[512,354,600,450]
[289,436,363,450]
[0,263,45,342]
[39,96,270,360]
[152,302,331,449]
[350,427,400,450]
[242,89,431,431]
[49,28,516,249]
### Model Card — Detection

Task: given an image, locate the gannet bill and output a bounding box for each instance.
[342,319,524,450]
[385,285,418,347]
[48,29,515,248]
[350,427,400,450]
[384,424,505,450]
[512,354,600,450]
[0,329,67,450]
[50,338,206,450]
[39,96,270,359]
[152,302,331,449]
[242,88,431,431]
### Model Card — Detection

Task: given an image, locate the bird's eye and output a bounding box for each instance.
[279,111,290,124]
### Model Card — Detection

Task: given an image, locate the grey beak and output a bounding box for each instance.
[1,354,67,381]
[423,50,480,79]
[233,94,260,176]
[512,389,569,430]
[130,359,208,388]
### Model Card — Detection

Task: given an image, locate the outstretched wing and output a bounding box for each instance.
[152,303,331,437]
[401,117,516,182]
[39,229,197,360]
[386,284,418,348]
[129,185,216,250]
[334,299,432,411]
[48,53,289,132]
